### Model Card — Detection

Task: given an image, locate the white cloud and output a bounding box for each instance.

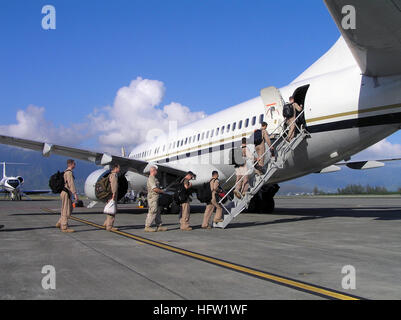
[0,105,86,146]
[88,77,206,151]
[0,77,206,153]
[355,139,401,160]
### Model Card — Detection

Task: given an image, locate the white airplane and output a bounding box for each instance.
[0,162,50,200]
[0,0,400,226]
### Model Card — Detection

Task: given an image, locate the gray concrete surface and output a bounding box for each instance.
[1,196,401,300]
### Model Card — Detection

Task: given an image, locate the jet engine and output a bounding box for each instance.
[84,168,128,202]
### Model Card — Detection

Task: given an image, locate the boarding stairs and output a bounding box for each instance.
[214,111,308,229]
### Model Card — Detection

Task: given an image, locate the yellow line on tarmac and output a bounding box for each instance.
[42,208,362,300]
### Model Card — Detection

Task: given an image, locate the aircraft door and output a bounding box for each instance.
[260,86,285,137]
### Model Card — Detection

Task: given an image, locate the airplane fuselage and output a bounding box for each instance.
[127,38,401,192]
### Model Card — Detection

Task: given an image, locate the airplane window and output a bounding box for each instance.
[221,126,225,134]
[185,138,188,145]
[259,114,264,124]
[189,137,192,144]
[239,120,243,129]
[227,124,231,132]
[206,131,209,139]
[245,119,249,128]
[232,122,236,131]
[216,128,220,136]
[252,116,256,126]
[197,134,200,142]
[210,129,214,138]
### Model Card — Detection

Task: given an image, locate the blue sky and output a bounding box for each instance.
[1,0,401,148]
[0,1,337,122]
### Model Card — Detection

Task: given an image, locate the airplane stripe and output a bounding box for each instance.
[306,103,401,124]
[308,111,401,133]
[140,104,401,164]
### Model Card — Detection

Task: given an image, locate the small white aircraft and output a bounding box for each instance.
[0,1,400,226]
[0,162,50,201]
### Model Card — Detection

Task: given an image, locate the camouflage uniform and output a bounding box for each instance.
[145,175,163,227]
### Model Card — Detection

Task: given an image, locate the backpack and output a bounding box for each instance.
[158,193,173,208]
[95,175,112,202]
[254,129,263,146]
[229,148,246,168]
[197,180,214,204]
[283,103,294,119]
[49,170,68,194]
[173,182,188,204]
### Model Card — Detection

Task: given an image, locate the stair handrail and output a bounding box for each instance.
[220,114,290,190]
[219,110,306,206]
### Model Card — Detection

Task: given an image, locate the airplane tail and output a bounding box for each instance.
[0,162,29,179]
[1,162,5,179]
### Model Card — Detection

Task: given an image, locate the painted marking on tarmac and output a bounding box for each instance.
[42,208,364,300]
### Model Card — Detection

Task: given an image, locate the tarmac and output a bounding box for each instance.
[1,195,401,300]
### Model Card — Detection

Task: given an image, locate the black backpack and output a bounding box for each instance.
[158,193,173,208]
[173,182,188,205]
[283,103,294,119]
[197,180,214,204]
[229,147,246,168]
[49,171,68,194]
[254,129,263,146]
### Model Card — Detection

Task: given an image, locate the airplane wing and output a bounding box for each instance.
[0,135,187,178]
[324,0,401,76]
[337,158,401,169]
[318,158,401,173]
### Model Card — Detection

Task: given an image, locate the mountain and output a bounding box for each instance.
[0,145,98,193]
[280,162,401,194]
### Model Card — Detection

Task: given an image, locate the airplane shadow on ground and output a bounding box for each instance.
[220,206,401,229]
[273,207,401,221]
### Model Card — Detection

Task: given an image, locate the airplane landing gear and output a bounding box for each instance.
[247,184,280,214]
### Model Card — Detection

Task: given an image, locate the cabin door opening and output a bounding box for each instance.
[291,84,310,129]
